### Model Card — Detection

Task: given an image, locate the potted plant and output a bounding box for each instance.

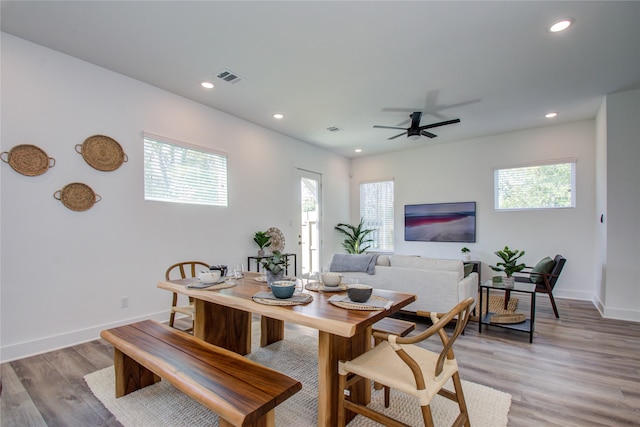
[253,231,272,256]
[335,219,375,254]
[461,247,471,262]
[260,250,290,287]
[489,246,526,288]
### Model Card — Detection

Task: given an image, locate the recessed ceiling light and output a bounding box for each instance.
[549,19,572,33]
[273,113,284,119]
[545,112,559,118]
[355,148,362,153]
[201,81,214,89]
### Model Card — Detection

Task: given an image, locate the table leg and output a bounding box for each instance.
[530,292,536,343]
[194,300,252,355]
[317,327,371,427]
[260,316,284,347]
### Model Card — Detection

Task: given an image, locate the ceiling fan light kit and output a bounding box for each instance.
[373,112,461,141]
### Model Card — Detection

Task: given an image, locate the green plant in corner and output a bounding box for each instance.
[253,231,272,255]
[334,219,375,254]
[490,246,526,277]
[461,247,470,254]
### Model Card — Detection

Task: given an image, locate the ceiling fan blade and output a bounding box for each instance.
[373,125,407,130]
[388,132,407,140]
[421,130,438,138]
[418,118,461,131]
[409,112,422,129]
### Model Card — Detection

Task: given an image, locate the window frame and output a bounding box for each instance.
[359,178,395,252]
[143,132,228,207]
[493,158,576,211]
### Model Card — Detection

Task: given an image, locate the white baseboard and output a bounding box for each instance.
[0,311,170,363]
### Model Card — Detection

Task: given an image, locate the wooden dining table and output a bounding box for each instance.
[157,272,416,427]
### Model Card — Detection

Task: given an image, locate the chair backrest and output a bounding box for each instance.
[165,261,210,281]
[548,255,566,289]
[391,297,474,380]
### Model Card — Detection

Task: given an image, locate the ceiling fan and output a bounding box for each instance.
[373,112,461,140]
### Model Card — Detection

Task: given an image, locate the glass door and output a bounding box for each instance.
[295,169,322,278]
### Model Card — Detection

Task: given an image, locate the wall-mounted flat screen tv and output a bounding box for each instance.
[405,201,476,243]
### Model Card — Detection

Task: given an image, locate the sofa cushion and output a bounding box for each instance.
[376,255,391,266]
[390,255,463,279]
[530,256,555,284]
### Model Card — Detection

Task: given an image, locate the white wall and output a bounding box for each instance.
[598,89,640,320]
[0,34,350,361]
[351,121,597,302]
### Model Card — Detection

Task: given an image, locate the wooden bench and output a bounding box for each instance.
[100,320,301,427]
[372,317,416,345]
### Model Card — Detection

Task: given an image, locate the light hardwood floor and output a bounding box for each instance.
[1,295,639,426]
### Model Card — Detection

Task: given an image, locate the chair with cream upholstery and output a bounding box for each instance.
[338,297,474,427]
[166,261,209,333]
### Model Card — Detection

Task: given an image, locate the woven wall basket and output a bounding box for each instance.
[54,182,102,211]
[1,144,56,176]
[75,135,128,171]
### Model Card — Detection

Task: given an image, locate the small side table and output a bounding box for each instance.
[247,253,297,276]
[479,279,536,343]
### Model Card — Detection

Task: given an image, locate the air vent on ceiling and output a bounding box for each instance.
[216,69,243,84]
[326,126,342,132]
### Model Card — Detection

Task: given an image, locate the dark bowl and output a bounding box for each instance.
[271,281,296,299]
[347,284,373,303]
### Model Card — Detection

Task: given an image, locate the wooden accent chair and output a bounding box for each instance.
[506,254,566,318]
[166,261,209,332]
[337,297,474,427]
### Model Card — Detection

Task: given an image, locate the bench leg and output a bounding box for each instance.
[261,316,284,347]
[219,409,275,427]
[113,348,160,397]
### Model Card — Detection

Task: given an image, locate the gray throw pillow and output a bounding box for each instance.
[530,257,554,284]
[464,263,474,278]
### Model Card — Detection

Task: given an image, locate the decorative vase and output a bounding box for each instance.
[265,270,284,288]
[258,249,265,257]
[462,254,471,262]
[502,277,515,288]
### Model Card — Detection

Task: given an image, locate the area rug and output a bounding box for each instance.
[86,324,511,426]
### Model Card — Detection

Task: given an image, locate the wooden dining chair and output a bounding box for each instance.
[166,261,209,333]
[337,297,474,427]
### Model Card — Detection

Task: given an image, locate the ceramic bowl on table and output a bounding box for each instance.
[321,272,343,287]
[271,280,297,299]
[198,270,221,283]
[347,284,373,302]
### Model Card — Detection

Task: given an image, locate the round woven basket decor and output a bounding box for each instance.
[1,144,55,176]
[54,182,101,211]
[76,135,127,171]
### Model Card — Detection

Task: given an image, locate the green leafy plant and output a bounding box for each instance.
[253,231,272,250]
[461,247,470,253]
[334,219,375,254]
[490,246,526,277]
[260,250,289,274]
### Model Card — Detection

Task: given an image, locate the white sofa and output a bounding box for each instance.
[330,254,477,314]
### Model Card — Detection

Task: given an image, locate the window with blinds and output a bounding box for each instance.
[143,134,228,206]
[494,159,576,210]
[360,179,394,251]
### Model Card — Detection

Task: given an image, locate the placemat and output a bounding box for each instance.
[186,280,236,291]
[328,294,392,311]
[305,282,347,292]
[252,292,313,306]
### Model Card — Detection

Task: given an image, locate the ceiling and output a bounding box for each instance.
[2,1,639,158]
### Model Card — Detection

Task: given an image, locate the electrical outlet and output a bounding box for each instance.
[120,297,129,308]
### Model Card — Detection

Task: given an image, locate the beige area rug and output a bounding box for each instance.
[86,323,511,426]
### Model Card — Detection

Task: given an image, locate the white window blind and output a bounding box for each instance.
[360,179,394,251]
[143,133,228,206]
[494,159,576,210]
